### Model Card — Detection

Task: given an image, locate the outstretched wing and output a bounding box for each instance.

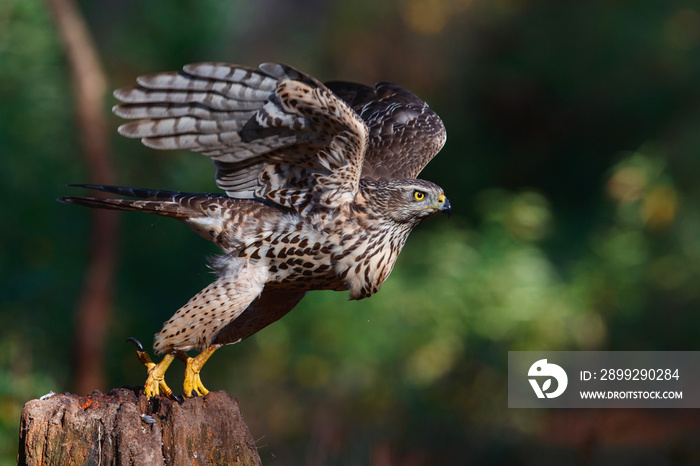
[113,63,368,211]
[325,81,446,180]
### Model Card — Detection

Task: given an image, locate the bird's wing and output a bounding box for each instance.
[113,63,368,212]
[325,81,446,180]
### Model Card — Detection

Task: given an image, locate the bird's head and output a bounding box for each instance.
[362,178,451,224]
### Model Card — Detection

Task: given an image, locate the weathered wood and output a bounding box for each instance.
[18,388,262,465]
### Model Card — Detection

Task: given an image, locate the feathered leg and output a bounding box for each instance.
[63,185,276,399]
[151,270,266,398]
[174,290,308,397]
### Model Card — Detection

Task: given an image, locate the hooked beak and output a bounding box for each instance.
[437,193,452,218]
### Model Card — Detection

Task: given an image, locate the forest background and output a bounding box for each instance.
[3,0,700,464]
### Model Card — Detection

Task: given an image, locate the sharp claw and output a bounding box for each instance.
[127,337,144,352]
[191,389,199,398]
[172,394,184,404]
[128,339,180,401]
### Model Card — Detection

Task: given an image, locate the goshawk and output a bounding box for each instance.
[61,62,450,398]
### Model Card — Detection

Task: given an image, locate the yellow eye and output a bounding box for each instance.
[413,190,425,201]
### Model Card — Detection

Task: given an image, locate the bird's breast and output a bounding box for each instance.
[235,208,413,299]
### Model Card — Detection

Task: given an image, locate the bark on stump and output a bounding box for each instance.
[18,387,262,465]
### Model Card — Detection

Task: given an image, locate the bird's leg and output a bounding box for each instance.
[128,337,175,398]
[177,344,221,398]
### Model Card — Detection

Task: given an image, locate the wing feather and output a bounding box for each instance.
[113,64,447,206]
[113,62,368,211]
[326,81,446,180]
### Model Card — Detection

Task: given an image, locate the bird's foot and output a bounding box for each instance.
[143,354,175,398]
[180,345,220,398]
[183,363,209,397]
[128,337,175,399]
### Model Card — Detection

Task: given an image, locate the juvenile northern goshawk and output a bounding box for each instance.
[61,62,450,398]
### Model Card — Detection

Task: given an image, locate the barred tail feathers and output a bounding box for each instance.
[59,185,232,242]
[58,185,221,218]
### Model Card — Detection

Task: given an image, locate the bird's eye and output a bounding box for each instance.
[413,190,425,201]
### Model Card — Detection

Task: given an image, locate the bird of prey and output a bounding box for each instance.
[61,62,450,398]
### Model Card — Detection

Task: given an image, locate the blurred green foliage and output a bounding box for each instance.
[3,0,700,464]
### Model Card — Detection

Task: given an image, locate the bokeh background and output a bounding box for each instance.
[3,0,700,464]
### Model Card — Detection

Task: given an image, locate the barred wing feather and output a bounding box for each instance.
[113,62,368,211]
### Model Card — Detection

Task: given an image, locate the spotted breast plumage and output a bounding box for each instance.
[60,62,450,398]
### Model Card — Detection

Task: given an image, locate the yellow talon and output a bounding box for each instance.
[183,364,209,397]
[130,338,219,398]
[143,353,175,398]
[129,337,175,398]
[180,345,220,397]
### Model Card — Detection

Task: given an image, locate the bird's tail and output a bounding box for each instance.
[58,184,228,219]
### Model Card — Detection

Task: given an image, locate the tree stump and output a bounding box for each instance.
[17,387,262,465]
